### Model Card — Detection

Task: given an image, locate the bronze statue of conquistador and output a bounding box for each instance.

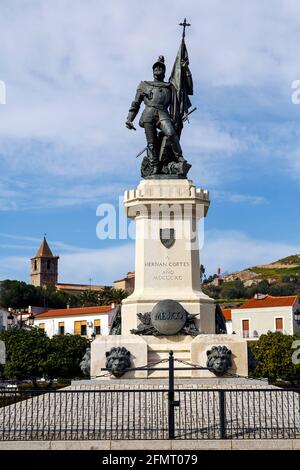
[126,21,194,179]
[126,56,192,176]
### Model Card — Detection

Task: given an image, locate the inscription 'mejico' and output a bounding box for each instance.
[154,311,185,321]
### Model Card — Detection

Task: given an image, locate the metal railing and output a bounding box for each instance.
[0,387,300,440]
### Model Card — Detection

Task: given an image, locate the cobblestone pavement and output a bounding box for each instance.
[1,381,299,440]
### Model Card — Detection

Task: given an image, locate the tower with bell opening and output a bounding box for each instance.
[30,237,59,287]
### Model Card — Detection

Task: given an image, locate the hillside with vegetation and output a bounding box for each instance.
[202,254,300,302]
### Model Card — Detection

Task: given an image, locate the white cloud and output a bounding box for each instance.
[0,242,135,286]
[183,120,241,153]
[0,176,128,210]
[0,232,94,254]
[59,243,135,285]
[0,0,299,181]
[0,0,299,214]
[202,230,300,276]
[1,230,299,287]
[211,190,267,205]
[286,148,300,181]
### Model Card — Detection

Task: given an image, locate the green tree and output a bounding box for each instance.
[248,280,270,297]
[249,331,300,380]
[268,283,296,296]
[219,280,246,299]
[0,328,50,386]
[98,286,128,305]
[0,329,89,386]
[0,280,79,309]
[202,284,221,299]
[79,290,100,307]
[44,334,89,382]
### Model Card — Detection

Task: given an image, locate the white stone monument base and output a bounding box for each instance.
[121,297,215,336]
[91,335,148,379]
[90,334,248,379]
[121,178,215,336]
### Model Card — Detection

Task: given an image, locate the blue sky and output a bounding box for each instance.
[0,0,300,285]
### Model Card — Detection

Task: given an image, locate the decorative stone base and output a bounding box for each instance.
[190,334,248,378]
[90,334,248,379]
[121,298,215,336]
[121,178,215,335]
[91,335,148,379]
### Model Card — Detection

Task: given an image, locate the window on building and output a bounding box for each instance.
[94,319,101,335]
[242,319,249,338]
[275,317,283,333]
[34,260,37,271]
[39,323,45,331]
[74,320,87,336]
[58,322,64,335]
[46,260,51,271]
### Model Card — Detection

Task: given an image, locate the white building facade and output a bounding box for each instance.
[0,308,17,331]
[231,294,300,339]
[34,305,115,339]
[222,308,233,334]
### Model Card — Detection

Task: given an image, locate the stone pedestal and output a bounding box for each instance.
[190,334,248,378]
[91,335,148,379]
[121,179,215,335]
[90,178,249,380]
[90,334,248,379]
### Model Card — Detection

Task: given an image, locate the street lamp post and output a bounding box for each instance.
[7,307,35,328]
[7,308,14,329]
[28,306,35,327]
[294,309,300,324]
[19,309,23,328]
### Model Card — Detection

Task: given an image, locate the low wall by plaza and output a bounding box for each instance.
[1,382,300,442]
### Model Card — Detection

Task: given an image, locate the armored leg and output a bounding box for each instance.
[144,123,159,171]
[169,134,186,162]
[159,120,186,162]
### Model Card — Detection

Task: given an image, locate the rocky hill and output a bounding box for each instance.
[222,254,300,286]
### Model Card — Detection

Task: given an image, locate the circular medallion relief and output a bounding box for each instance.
[151,299,186,335]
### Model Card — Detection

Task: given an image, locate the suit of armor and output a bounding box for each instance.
[126,59,185,173]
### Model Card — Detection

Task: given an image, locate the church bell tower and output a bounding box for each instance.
[30,237,59,287]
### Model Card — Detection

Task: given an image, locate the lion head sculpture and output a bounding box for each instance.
[80,348,91,376]
[105,346,131,378]
[206,345,232,376]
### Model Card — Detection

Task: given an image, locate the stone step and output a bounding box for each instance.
[146,344,192,353]
[148,351,191,362]
[143,336,193,353]
[148,369,191,378]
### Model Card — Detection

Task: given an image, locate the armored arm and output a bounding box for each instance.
[126,82,144,129]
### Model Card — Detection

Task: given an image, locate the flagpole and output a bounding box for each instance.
[179,18,191,39]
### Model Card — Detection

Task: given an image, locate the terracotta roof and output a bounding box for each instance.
[35,305,113,318]
[222,309,232,321]
[238,295,298,310]
[35,237,55,258]
[56,283,104,291]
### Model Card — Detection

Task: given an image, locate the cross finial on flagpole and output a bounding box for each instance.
[179,18,191,39]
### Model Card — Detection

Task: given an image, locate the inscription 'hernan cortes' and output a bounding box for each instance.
[145,261,190,267]
[145,260,190,282]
